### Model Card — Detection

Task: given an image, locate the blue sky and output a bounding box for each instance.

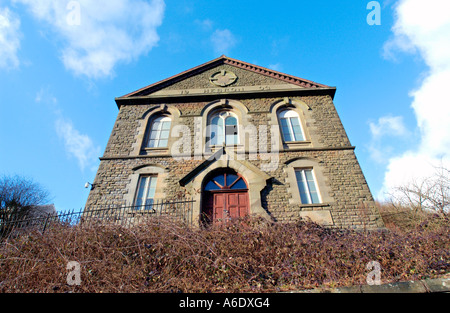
[1,0,449,211]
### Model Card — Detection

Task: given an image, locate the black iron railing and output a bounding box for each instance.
[0,199,195,240]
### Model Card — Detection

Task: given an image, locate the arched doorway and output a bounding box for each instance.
[201,169,249,225]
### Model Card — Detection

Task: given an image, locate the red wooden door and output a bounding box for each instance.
[226,192,249,219]
[212,191,249,224]
[213,193,225,221]
[202,171,249,226]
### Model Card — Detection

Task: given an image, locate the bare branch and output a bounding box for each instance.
[388,164,450,216]
[0,175,50,214]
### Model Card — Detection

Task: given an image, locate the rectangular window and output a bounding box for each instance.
[134,175,157,210]
[225,124,238,145]
[225,116,238,145]
[280,118,293,142]
[289,117,305,141]
[295,169,321,204]
[210,116,224,146]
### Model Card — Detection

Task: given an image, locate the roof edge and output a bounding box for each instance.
[121,55,332,99]
[121,55,226,98]
[114,86,337,108]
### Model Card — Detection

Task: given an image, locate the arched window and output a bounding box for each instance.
[144,115,172,148]
[204,171,248,191]
[278,109,305,142]
[209,111,239,146]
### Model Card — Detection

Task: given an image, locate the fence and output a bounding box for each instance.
[0,199,195,240]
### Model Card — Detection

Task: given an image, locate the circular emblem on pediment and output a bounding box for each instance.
[209,70,237,87]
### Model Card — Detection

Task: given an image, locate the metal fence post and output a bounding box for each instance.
[41,213,51,234]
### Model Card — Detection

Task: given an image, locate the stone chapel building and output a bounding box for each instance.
[85,56,384,229]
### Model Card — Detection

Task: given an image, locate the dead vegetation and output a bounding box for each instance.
[0,212,448,293]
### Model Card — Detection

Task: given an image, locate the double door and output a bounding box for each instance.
[203,191,249,225]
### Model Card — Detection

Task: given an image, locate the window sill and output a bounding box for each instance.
[298,203,330,209]
[283,141,312,149]
[209,144,244,152]
[140,147,169,155]
[209,144,244,147]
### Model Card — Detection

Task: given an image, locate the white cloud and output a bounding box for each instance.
[367,115,409,164]
[369,115,408,138]
[35,86,58,108]
[34,87,99,171]
[14,0,165,78]
[0,6,21,69]
[378,0,450,200]
[379,153,440,199]
[210,29,236,55]
[55,117,100,171]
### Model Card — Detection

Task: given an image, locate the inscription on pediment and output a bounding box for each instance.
[149,85,304,97]
[149,84,305,98]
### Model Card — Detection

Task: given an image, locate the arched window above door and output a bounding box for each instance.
[202,169,250,226]
[204,171,248,191]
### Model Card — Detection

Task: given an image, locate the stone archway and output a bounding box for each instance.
[201,168,249,226]
[180,147,273,226]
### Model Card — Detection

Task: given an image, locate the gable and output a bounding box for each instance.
[160,64,290,91]
[119,56,332,101]
[179,147,271,187]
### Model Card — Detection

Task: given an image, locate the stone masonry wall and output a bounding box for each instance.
[87,92,384,229]
[86,150,382,229]
[102,94,351,158]
[163,64,288,90]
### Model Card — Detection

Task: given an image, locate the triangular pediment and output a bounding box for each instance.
[119,55,331,100]
[179,147,271,187]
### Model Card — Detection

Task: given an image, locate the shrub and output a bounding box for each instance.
[0,217,448,293]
